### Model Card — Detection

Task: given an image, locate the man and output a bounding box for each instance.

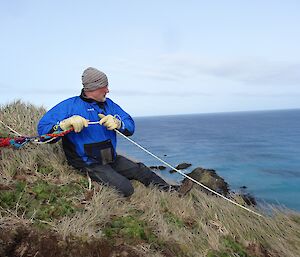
[38,67,192,197]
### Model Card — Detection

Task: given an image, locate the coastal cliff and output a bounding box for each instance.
[1,101,300,257]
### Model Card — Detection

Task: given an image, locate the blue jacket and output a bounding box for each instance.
[37,92,135,167]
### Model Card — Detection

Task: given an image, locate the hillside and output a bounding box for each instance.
[1,101,300,257]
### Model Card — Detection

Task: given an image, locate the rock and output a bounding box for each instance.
[238,186,257,206]
[240,193,257,206]
[149,165,166,170]
[177,179,194,197]
[158,165,166,170]
[169,162,192,173]
[176,163,192,170]
[183,167,230,196]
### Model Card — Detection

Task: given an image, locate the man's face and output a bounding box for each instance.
[86,86,109,102]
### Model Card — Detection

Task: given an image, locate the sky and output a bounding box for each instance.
[0,0,300,117]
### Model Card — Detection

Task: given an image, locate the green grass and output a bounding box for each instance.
[37,164,54,175]
[161,198,185,228]
[104,215,157,244]
[0,180,84,222]
[164,210,185,228]
[0,129,10,138]
[207,236,252,257]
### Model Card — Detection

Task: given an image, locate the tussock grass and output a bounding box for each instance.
[54,186,126,239]
[1,101,300,257]
[0,100,45,136]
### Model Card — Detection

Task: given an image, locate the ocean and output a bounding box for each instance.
[117,109,300,211]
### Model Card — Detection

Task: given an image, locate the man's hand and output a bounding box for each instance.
[98,114,121,130]
[59,115,89,132]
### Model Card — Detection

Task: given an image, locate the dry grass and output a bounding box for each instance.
[132,185,300,256]
[1,100,300,257]
[0,100,45,136]
[54,186,126,239]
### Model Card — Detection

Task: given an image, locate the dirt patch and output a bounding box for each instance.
[0,226,140,257]
[0,183,13,190]
[246,242,280,257]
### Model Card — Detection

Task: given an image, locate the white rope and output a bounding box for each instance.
[31,137,57,144]
[115,129,263,217]
[0,120,23,136]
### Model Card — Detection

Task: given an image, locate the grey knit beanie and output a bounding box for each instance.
[82,67,108,91]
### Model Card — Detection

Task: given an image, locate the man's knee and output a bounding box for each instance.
[82,165,134,197]
[119,183,134,197]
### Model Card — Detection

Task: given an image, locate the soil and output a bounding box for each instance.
[0,226,140,257]
[246,243,280,257]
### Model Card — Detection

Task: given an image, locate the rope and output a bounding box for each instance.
[0,120,23,136]
[115,130,263,217]
[0,138,11,147]
[0,119,75,147]
[34,128,75,144]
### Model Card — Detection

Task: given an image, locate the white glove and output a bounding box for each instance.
[98,114,121,130]
[59,115,89,132]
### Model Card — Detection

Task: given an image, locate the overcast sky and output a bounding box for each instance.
[1,1,300,117]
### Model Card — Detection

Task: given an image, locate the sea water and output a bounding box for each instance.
[117,109,300,211]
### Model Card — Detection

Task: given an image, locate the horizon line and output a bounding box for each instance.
[133,107,300,118]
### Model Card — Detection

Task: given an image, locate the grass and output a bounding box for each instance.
[104,215,158,244]
[0,179,83,223]
[1,100,300,257]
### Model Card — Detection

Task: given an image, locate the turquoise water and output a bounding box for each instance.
[117,109,300,211]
